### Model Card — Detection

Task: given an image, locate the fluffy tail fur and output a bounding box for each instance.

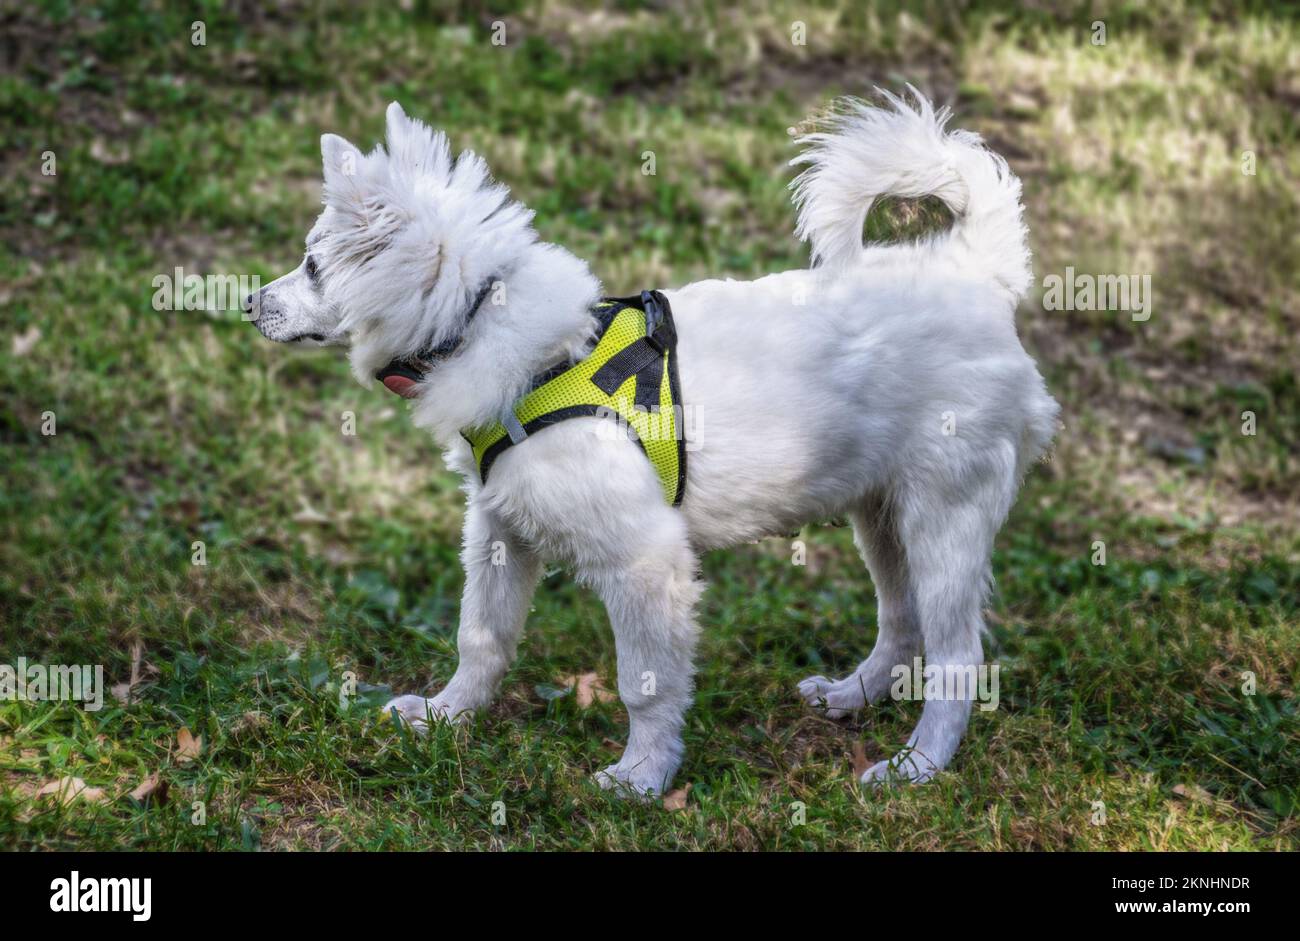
[790,86,1031,299]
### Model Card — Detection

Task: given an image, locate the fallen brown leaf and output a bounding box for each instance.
[129,772,169,806]
[11,326,41,357]
[662,783,692,811]
[851,741,869,779]
[292,499,331,525]
[36,776,107,805]
[560,672,617,708]
[90,138,130,165]
[111,640,146,704]
[175,727,203,763]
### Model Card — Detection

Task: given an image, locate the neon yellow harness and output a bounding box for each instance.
[462,291,686,505]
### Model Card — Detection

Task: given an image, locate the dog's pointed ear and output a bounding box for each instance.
[321,133,362,186]
[385,101,410,142]
[320,133,374,224]
[384,102,451,182]
[384,102,417,165]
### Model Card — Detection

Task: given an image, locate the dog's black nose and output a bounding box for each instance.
[242,292,258,319]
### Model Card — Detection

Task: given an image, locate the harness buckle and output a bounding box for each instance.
[641,290,663,335]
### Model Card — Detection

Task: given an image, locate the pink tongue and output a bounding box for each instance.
[382,375,420,398]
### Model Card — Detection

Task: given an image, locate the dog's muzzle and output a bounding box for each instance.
[244,293,327,344]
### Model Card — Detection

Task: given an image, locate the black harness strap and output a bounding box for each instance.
[590,291,676,411]
[423,277,497,359]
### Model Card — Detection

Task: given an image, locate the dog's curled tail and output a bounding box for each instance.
[790,86,1031,300]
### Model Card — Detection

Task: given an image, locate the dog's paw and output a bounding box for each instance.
[798,674,864,720]
[592,762,672,802]
[860,752,938,787]
[380,694,472,734]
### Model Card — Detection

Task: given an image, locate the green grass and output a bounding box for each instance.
[2,0,1297,850]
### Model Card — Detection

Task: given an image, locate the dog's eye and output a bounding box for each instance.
[305,255,319,282]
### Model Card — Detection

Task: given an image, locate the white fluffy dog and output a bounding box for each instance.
[249,88,1059,796]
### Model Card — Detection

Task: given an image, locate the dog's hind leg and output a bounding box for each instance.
[586,507,702,800]
[383,500,542,732]
[860,446,1016,785]
[798,492,921,717]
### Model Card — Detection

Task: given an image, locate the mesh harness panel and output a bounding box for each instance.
[462,290,686,506]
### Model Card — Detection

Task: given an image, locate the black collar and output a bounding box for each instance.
[375,276,498,397]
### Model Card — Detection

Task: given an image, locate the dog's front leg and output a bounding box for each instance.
[587,514,702,799]
[384,501,541,732]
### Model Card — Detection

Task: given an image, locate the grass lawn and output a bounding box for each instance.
[1,0,1296,850]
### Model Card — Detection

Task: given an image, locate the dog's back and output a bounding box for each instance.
[667,89,1058,550]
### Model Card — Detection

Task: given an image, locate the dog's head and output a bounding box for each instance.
[247,102,571,395]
